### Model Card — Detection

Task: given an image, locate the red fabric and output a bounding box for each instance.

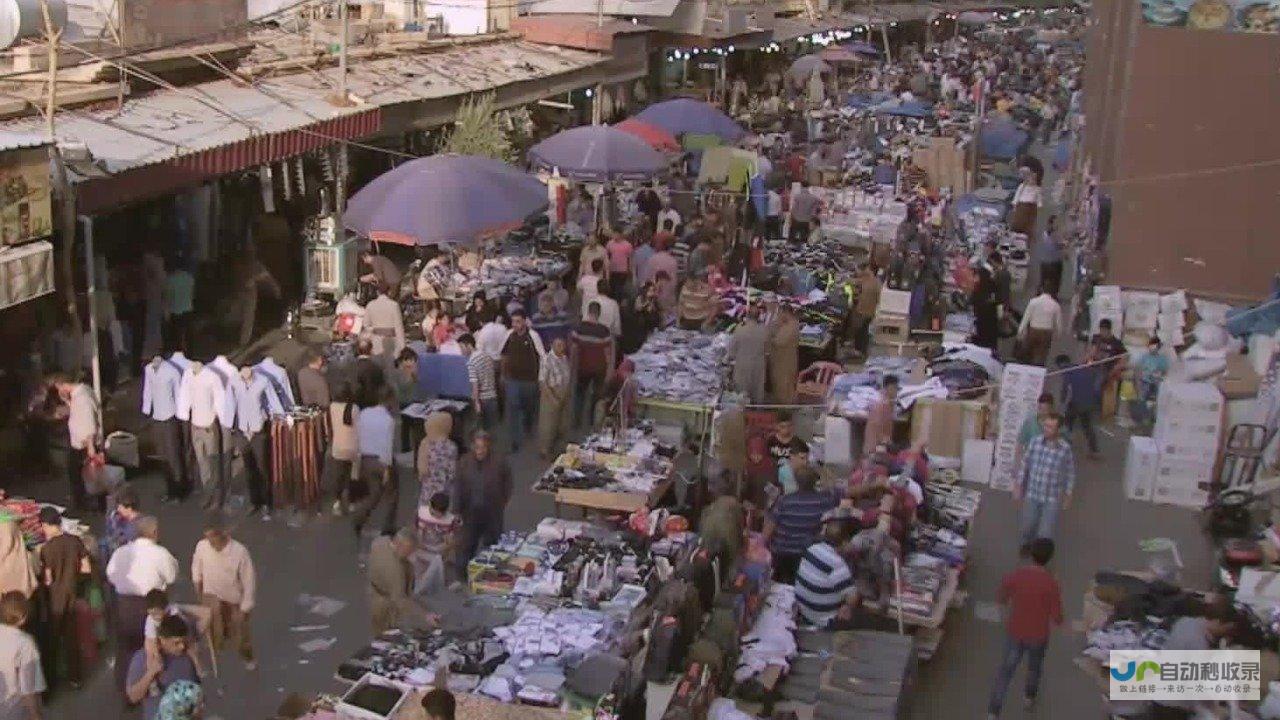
[615,119,680,152]
[556,185,568,225]
[572,324,613,377]
[999,565,1064,643]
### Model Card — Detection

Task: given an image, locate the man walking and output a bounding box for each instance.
[537,338,572,459]
[50,374,100,512]
[1014,414,1075,544]
[231,367,275,518]
[455,431,513,564]
[38,507,90,689]
[106,516,178,693]
[986,538,1063,719]
[458,334,499,431]
[570,303,614,429]
[788,180,820,245]
[191,520,257,670]
[500,311,545,452]
[1017,283,1061,367]
[1059,353,1102,458]
[729,306,770,404]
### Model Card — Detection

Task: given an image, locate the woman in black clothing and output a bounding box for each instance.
[463,292,493,333]
[971,267,1000,351]
[620,281,661,355]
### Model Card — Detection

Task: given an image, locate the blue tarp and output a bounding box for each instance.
[845,91,893,110]
[1052,138,1071,171]
[845,41,881,57]
[874,99,934,119]
[978,117,1029,161]
[1226,279,1280,337]
[410,343,472,399]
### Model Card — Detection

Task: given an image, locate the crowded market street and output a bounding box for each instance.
[0,3,1276,720]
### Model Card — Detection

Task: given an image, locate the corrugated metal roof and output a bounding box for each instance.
[528,0,683,19]
[0,131,51,152]
[0,39,605,181]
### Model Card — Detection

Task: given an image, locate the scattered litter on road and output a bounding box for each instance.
[299,637,338,653]
[290,624,331,632]
[297,594,346,617]
[973,600,1004,623]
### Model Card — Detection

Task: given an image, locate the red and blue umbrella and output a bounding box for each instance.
[635,98,745,142]
[528,125,666,182]
[344,154,547,246]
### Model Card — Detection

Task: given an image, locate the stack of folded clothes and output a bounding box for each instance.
[886,552,946,619]
[782,630,916,720]
[631,328,729,405]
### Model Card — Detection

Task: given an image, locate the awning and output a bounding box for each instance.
[75,109,381,214]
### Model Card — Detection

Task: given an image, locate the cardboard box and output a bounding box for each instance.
[1216,352,1261,400]
[1152,481,1209,509]
[910,398,989,459]
[1124,436,1159,502]
[962,439,995,486]
[876,289,912,317]
[1157,382,1224,415]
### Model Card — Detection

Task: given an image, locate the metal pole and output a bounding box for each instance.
[80,215,101,402]
[338,0,349,101]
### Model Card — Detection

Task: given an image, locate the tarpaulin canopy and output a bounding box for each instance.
[844,40,881,57]
[789,54,832,81]
[614,118,680,152]
[528,125,666,182]
[978,116,1030,161]
[636,98,745,141]
[345,154,548,246]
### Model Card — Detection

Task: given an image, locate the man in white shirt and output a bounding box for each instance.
[51,375,100,513]
[365,287,405,358]
[475,317,510,363]
[577,258,605,306]
[106,516,178,691]
[1018,283,1062,367]
[583,278,622,338]
[657,203,681,237]
[231,367,275,519]
[766,189,783,241]
[353,395,398,538]
[192,520,257,670]
[142,357,189,503]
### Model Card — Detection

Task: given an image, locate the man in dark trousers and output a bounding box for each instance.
[986,538,1063,719]
[455,431,513,564]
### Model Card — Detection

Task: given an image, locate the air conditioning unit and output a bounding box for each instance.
[307,237,358,297]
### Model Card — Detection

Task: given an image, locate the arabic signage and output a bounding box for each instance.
[1142,0,1280,33]
[0,147,52,247]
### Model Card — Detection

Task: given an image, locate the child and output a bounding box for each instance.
[143,589,206,679]
[414,492,460,596]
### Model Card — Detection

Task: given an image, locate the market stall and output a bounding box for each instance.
[533,423,680,515]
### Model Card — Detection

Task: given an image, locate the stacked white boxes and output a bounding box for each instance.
[1090,285,1123,335]
[1151,382,1223,508]
[1124,436,1159,502]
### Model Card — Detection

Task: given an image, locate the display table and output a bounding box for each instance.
[536,443,676,516]
[554,478,673,516]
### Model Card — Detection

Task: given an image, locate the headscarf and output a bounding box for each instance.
[0,519,36,598]
[425,411,453,442]
[158,680,203,720]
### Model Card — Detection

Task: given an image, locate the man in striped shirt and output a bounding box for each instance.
[459,334,498,431]
[795,508,858,627]
[765,467,838,583]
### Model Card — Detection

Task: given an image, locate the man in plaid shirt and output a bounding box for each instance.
[1014,413,1075,545]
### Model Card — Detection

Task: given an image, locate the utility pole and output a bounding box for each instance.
[39,0,89,394]
[330,0,354,233]
[338,0,349,102]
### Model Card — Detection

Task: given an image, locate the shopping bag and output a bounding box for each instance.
[81,454,116,496]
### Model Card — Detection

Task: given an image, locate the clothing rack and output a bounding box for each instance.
[269,408,329,511]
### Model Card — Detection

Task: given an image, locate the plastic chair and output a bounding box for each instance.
[796,362,845,405]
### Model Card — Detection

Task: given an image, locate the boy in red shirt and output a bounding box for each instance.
[987,538,1062,719]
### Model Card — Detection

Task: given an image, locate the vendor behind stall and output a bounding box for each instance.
[368,528,440,635]
[1150,605,1241,719]
[795,507,860,628]
[765,467,838,584]
[360,250,403,301]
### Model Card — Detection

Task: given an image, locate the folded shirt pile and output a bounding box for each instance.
[885,552,946,619]
[631,328,729,405]
[735,584,798,683]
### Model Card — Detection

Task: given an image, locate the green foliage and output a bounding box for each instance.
[438,93,513,162]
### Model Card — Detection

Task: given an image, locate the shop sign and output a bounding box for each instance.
[0,147,52,247]
[1142,0,1280,33]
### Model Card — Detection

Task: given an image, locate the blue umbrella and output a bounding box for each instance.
[636,98,745,142]
[344,154,548,246]
[845,90,893,110]
[874,99,934,119]
[527,125,666,182]
[978,116,1029,161]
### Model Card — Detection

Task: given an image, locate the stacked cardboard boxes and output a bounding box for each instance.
[1124,436,1159,502]
[871,288,912,346]
[1150,382,1223,508]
